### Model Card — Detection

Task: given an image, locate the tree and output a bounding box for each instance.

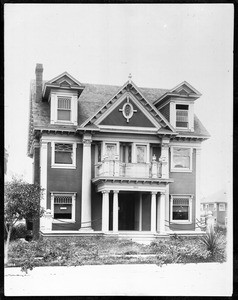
[4,178,44,265]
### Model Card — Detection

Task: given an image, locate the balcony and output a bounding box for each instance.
[95,155,168,180]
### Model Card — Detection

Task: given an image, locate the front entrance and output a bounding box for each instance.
[118,193,136,230]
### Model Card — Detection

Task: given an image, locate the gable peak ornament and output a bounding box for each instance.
[128,73,132,83]
[119,96,137,123]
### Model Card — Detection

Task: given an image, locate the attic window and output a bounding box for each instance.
[57,96,71,121]
[176,104,188,128]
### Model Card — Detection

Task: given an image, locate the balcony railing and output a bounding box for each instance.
[95,158,164,179]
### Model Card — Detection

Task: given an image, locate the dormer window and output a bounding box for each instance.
[57,96,71,121]
[176,104,189,129]
[49,91,78,125]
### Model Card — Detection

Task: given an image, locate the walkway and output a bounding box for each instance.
[5,262,232,296]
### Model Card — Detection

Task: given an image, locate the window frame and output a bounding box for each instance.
[176,104,189,129]
[170,146,193,172]
[219,203,226,211]
[51,141,77,169]
[51,192,76,223]
[57,96,72,122]
[170,194,193,224]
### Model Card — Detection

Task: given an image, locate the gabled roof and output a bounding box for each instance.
[27,77,210,156]
[154,81,202,106]
[42,72,85,100]
[81,80,175,132]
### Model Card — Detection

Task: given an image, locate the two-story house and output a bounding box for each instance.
[27,64,210,241]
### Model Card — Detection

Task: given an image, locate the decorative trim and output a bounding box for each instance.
[119,96,137,123]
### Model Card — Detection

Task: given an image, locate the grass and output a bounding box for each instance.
[6,229,227,273]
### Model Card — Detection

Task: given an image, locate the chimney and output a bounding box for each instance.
[35,63,43,103]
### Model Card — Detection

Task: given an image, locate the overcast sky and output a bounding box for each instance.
[4,4,233,197]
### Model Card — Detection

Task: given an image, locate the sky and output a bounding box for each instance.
[4,4,233,198]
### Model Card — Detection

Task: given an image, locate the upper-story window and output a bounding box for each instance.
[171,147,192,172]
[219,203,226,211]
[50,91,78,126]
[57,96,71,121]
[51,141,77,169]
[176,104,189,129]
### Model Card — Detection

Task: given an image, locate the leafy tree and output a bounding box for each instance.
[4,178,44,265]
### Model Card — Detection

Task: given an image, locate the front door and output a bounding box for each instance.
[118,193,135,230]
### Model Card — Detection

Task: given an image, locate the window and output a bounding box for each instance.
[176,104,188,128]
[205,204,209,210]
[51,193,76,222]
[213,203,217,211]
[170,195,192,223]
[106,143,117,160]
[171,147,192,172]
[136,145,147,163]
[219,203,225,211]
[57,96,71,121]
[120,143,132,163]
[51,142,76,169]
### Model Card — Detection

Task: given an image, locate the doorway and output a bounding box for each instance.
[118,192,136,230]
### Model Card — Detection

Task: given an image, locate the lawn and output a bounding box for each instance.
[6,229,227,273]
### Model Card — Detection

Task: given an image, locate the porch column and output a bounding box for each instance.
[102,190,110,233]
[151,192,157,233]
[195,148,202,231]
[80,134,93,231]
[113,190,119,233]
[159,192,166,233]
[139,193,142,231]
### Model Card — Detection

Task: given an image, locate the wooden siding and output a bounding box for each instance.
[169,149,196,230]
[159,103,170,122]
[100,98,156,127]
[47,142,83,230]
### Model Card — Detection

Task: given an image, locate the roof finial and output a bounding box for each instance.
[128,73,132,82]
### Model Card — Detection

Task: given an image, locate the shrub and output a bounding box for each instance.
[10,223,28,240]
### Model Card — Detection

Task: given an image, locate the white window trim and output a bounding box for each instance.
[51,141,77,169]
[170,101,194,132]
[170,146,193,172]
[50,91,78,126]
[170,194,193,224]
[132,142,150,163]
[51,192,76,223]
[102,141,120,160]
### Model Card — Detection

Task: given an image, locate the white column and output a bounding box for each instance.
[160,138,170,179]
[102,190,110,233]
[159,192,166,234]
[139,193,142,231]
[40,141,48,231]
[80,134,93,231]
[151,192,157,233]
[113,190,119,233]
[195,147,202,231]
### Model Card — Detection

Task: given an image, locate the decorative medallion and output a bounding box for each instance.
[119,96,137,123]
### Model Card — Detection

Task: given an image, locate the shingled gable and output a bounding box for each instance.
[153,81,202,106]
[42,72,85,101]
[80,80,176,133]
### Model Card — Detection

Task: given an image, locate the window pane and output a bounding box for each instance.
[54,196,72,219]
[58,110,71,121]
[55,143,73,164]
[173,148,190,168]
[173,205,189,220]
[58,97,71,109]
[106,144,116,160]
[137,145,146,163]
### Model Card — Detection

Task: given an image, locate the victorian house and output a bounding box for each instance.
[27,64,210,241]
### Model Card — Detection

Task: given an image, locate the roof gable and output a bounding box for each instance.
[42,72,85,100]
[81,80,175,133]
[171,81,201,96]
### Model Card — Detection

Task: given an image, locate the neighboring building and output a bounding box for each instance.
[27,64,210,240]
[201,190,227,227]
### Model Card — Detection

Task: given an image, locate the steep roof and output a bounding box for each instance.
[27,79,210,155]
